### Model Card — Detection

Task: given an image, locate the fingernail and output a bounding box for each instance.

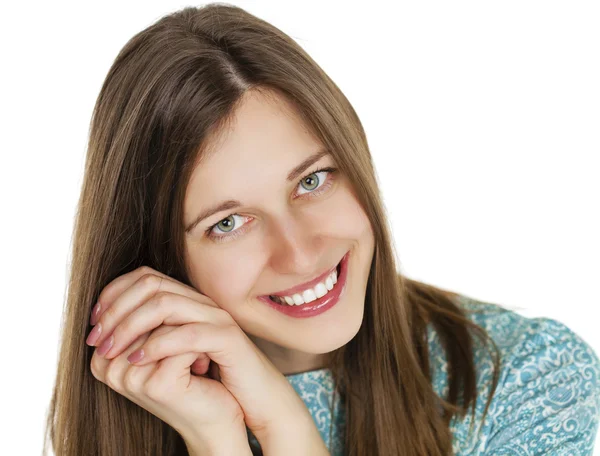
[86,323,102,346]
[90,302,101,326]
[127,349,145,364]
[97,335,114,357]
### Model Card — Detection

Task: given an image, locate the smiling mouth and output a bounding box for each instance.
[267,259,342,306]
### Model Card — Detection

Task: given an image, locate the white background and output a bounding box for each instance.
[1,1,598,454]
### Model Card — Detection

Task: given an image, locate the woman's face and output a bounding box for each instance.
[183,90,375,374]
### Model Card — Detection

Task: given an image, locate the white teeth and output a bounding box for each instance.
[325,276,333,291]
[302,289,317,303]
[314,283,328,298]
[271,266,340,306]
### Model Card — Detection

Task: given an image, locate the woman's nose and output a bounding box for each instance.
[267,217,324,275]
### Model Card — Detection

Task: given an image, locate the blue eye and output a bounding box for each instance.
[205,167,337,243]
[208,214,250,239]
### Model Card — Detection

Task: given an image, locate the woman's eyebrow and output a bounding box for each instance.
[286,148,330,181]
[185,148,331,234]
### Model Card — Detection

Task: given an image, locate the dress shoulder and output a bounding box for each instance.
[433,295,600,455]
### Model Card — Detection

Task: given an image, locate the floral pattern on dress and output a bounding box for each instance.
[247,295,600,455]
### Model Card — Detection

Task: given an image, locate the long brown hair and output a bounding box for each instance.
[43,3,501,455]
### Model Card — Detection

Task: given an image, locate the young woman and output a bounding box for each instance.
[43,3,600,455]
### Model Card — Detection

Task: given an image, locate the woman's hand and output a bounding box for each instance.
[86,266,318,450]
[89,324,252,454]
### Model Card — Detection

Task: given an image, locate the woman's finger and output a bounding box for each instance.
[190,354,212,376]
[92,326,181,402]
[141,350,245,434]
[89,322,245,441]
[91,331,152,402]
[126,322,241,369]
[91,266,218,325]
[96,292,233,360]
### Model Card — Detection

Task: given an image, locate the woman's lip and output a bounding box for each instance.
[258,250,350,318]
[262,254,344,298]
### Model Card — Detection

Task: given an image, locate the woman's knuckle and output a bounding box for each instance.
[138,266,155,276]
[102,302,118,321]
[123,369,141,393]
[140,273,161,290]
[153,291,171,309]
[104,368,119,390]
[117,317,132,335]
[90,359,101,380]
[143,378,165,401]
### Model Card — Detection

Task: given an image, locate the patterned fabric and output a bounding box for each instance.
[246,295,600,455]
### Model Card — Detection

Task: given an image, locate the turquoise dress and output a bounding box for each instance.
[247,295,600,455]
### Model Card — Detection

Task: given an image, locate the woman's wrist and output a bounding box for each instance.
[184,435,253,456]
[254,412,330,456]
[182,422,253,456]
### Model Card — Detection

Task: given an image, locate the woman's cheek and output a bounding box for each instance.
[317,188,370,239]
[189,253,263,311]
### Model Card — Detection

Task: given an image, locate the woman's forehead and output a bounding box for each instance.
[190,93,321,179]
[184,92,327,226]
